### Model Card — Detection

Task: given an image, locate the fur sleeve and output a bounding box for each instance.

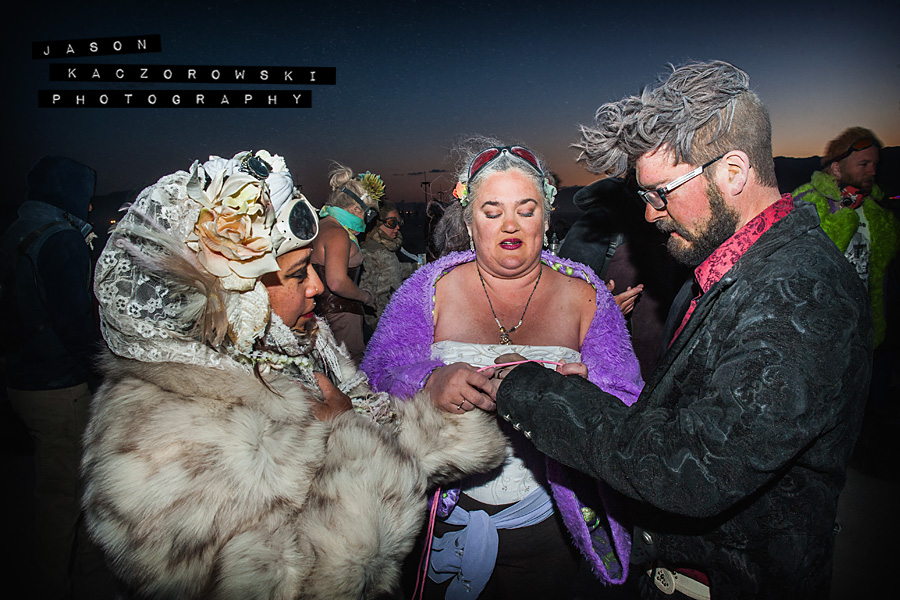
[581,281,644,405]
[280,391,507,598]
[81,357,330,599]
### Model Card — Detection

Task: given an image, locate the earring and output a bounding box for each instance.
[543,232,548,248]
[470,237,475,252]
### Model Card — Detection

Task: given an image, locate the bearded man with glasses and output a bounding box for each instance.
[488,61,873,599]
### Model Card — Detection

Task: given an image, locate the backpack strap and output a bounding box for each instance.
[1,221,69,344]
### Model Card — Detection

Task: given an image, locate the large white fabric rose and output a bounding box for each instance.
[186,162,280,291]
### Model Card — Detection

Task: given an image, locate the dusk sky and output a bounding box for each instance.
[7,0,899,208]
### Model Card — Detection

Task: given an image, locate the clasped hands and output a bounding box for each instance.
[426,354,588,414]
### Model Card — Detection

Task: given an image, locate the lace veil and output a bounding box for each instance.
[96,151,304,373]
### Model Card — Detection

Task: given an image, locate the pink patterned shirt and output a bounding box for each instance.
[671,194,794,343]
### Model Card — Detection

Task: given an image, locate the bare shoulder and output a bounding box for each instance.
[544,265,597,306]
[434,262,475,307]
[543,266,597,343]
[320,220,355,250]
[318,218,346,239]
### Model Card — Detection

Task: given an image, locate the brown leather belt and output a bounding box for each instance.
[312,264,364,316]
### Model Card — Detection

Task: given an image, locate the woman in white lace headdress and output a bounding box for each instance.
[81,150,506,599]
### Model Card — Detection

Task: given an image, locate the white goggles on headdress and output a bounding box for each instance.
[273,194,319,256]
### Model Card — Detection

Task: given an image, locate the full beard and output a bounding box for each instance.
[841,178,874,194]
[657,181,740,267]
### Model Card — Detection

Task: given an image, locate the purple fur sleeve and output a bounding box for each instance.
[360,252,473,398]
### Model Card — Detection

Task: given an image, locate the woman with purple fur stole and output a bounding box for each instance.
[362,137,644,599]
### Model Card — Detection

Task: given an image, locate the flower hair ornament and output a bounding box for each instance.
[453,176,556,208]
[543,178,558,205]
[453,182,470,206]
[185,151,287,292]
[357,171,386,202]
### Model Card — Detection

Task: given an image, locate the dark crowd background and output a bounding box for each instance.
[2,146,898,599]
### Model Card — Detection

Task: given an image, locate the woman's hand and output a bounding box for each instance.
[486,353,526,400]
[556,361,588,378]
[311,372,354,421]
[424,362,497,413]
[607,279,643,316]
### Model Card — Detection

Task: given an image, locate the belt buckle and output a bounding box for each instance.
[647,566,711,600]
[649,566,676,595]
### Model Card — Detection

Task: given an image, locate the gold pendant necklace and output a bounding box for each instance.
[476,263,542,345]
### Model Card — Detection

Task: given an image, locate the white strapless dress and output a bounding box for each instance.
[430,341,581,506]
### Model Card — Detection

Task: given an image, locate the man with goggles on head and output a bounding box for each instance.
[792,127,898,350]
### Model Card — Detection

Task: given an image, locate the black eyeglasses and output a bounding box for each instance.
[341,186,378,224]
[637,155,724,211]
[830,137,877,165]
[467,146,544,183]
[381,217,403,229]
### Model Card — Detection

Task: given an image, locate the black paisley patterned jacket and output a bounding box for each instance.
[496,199,872,599]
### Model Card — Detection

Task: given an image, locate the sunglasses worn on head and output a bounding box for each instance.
[382,217,403,229]
[638,154,725,211]
[467,146,544,183]
[831,137,877,164]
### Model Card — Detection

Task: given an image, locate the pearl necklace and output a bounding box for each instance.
[476,263,542,345]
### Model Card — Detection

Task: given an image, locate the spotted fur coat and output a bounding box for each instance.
[81,354,507,599]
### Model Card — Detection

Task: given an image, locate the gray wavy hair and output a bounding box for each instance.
[575,60,777,188]
[432,135,553,256]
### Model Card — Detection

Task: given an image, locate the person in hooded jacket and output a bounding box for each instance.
[1,155,104,599]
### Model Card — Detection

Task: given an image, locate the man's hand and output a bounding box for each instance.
[486,353,589,401]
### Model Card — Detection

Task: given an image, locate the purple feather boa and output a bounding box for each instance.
[361,250,642,584]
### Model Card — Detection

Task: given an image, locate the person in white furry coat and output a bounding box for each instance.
[81,151,507,599]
